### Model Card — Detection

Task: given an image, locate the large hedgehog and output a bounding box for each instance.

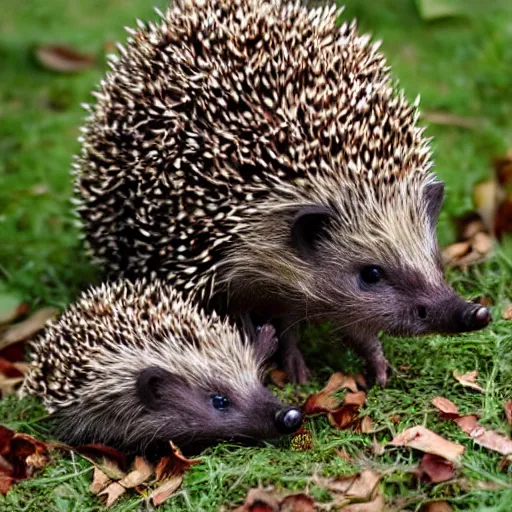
[22,279,302,454]
[74,0,491,386]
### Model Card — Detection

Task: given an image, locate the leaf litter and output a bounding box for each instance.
[452,370,485,393]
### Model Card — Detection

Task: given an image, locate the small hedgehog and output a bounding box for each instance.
[22,280,303,454]
[74,0,491,386]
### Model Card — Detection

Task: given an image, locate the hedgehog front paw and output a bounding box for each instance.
[365,355,390,388]
[282,346,310,385]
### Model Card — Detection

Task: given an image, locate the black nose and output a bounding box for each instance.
[470,306,492,329]
[274,407,303,434]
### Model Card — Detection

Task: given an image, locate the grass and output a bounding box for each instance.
[1,0,512,510]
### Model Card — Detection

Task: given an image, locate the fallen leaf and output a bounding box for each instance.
[0,358,25,379]
[303,373,358,415]
[154,441,201,481]
[455,213,487,241]
[455,416,512,456]
[233,488,280,512]
[118,456,153,488]
[420,502,452,512]
[340,494,384,512]
[0,295,28,327]
[35,45,96,73]
[90,466,111,495]
[150,474,184,507]
[471,232,493,255]
[453,370,484,393]
[0,308,57,351]
[75,444,127,472]
[344,391,367,406]
[418,453,455,483]
[390,426,464,462]
[328,404,359,430]
[422,110,481,129]
[98,481,126,508]
[290,427,313,451]
[372,438,385,456]
[503,305,512,321]
[337,448,352,461]
[431,397,460,419]
[280,494,316,512]
[269,369,287,388]
[357,416,373,434]
[505,401,512,425]
[441,241,471,265]
[314,469,380,501]
[391,415,401,424]
[0,425,51,495]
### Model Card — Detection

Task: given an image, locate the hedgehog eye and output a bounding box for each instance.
[211,394,230,410]
[359,266,384,285]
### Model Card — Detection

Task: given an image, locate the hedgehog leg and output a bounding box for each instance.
[278,321,310,385]
[346,334,389,388]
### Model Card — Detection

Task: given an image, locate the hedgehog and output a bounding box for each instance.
[73,0,492,387]
[21,279,303,454]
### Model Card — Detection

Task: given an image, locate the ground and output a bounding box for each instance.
[1,0,512,510]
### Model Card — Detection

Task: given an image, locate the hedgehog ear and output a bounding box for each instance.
[137,367,177,411]
[253,324,279,363]
[291,205,334,259]
[424,181,445,226]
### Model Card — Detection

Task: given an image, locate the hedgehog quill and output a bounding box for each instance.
[22,280,303,454]
[74,0,491,386]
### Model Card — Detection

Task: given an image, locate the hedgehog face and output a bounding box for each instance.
[291,180,491,337]
[135,366,302,447]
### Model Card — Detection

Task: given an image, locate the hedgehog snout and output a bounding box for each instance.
[274,407,303,434]
[462,304,492,331]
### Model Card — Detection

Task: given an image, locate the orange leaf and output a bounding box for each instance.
[302,373,358,415]
[453,370,485,393]
[344,391,367,406]
[328,404,359,430]
[420,502,453,512]
[455,416,512,456]
[391,426,464,462]
[505,400,512,425]
[154,441,201,481]
[418,453,455,483]
[269,369,287,388]
[280,493,316,512]
[150,474,183,507]
[431,397,460,419]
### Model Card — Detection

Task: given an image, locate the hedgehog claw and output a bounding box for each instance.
[283,349,310,385]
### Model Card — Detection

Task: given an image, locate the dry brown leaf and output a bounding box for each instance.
[0,308,57,351]
[344,391,367,406]
[314,469,380,501]
[390,426,464,462]
[90,466,111,495]
[357,416,373,434]
[372,438,385,456]
[0,375,24,398]
[98,481,126,508]
[269,369,287,388]
[422,111,481,130]
[303,373,358,415]
[455,416,512,456]
[390,415,401,424]
[0,302,29,327]
[340,494,384,512]
[118,456,153,488]
[74,444,127,474]
[453,370,485,393]
[337,448,352,461]
[441,241,472,265]
[420,502,452,512]
[431,397,460,419]
[232,488,280,512]
[35,45,95,73]
[0,425,51,495]
[150,474,183,507]
[418,453,455,483]
[473,179,498,233]
[472,232,493,255]
[328,404,359,430]
[154,441,201,481]
[280,493,316,512]
[505,401,512,425]
[503,305,512,321]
